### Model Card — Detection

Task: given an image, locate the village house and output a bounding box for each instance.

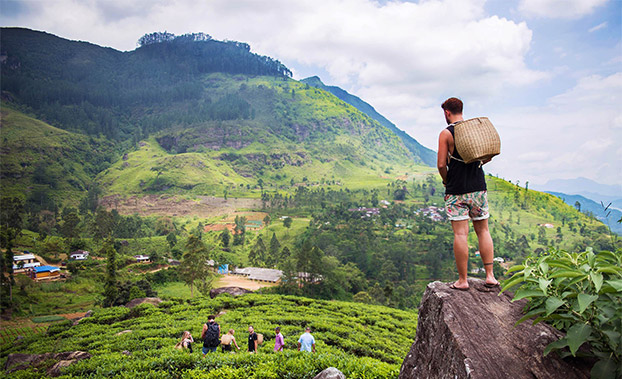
[134,255,150,263]
[348,207,380,218]
[30,265,61,281]
[69,250,89,260]
[416,206,445,222]
[232,267,283,283]
[13,253,41,272]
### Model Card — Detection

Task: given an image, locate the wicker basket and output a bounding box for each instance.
[454,117,500,164]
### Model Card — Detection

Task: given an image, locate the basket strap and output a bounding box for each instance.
[448,153,483,167]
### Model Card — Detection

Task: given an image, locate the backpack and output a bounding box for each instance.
[203,322,220,348]
[221,333,233,345]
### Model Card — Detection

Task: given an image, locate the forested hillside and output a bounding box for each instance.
[301,76,437,167]
[1,28,431,201]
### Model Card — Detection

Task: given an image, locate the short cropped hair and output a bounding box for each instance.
[208,315,215,320]
[441,97,463,114]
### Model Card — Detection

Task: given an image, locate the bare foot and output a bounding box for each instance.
[450,280,469,290]
[485,276,500,287]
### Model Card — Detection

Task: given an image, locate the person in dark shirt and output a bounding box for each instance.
[247,325,258,353]
[437,97,499,291]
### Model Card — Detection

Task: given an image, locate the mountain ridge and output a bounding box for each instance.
[301,76,436,166]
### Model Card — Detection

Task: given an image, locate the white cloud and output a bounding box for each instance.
[483,72,622,186]
[518,0,609,19]
[2,0,618,186]
[588,21,608,32]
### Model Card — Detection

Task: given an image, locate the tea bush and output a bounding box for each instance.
[502,247,621,379]
[1,294,417,378]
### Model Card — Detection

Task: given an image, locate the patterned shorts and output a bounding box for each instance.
[444,191,489,221]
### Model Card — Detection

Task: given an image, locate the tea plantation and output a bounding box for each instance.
[1,294,418,378]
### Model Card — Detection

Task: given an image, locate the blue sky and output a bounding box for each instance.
[1,0,621,186]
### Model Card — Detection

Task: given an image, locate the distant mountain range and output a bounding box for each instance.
[547,191,622,235]
[533,177,622,209]
[301,76,436,167]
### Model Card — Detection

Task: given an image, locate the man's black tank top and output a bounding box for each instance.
[445,124,487,195]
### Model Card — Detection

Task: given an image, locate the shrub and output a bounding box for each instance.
[502,247,622,378]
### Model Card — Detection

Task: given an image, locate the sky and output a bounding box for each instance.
[1,0,621,187]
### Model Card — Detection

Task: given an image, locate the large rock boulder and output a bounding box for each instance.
[209,286,253,299]
[314,367,346,379]
[5,351,91,377]
[399,279,591,379]
[124,297,162,308]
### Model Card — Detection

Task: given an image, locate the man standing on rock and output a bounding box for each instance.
[437,97,499,290]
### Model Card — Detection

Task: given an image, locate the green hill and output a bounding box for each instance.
[0,293,417,378]
[1,28,431,199]
[0,106,116,209]
[301,76,437,166]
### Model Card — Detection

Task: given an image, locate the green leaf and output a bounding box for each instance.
[539,261,549,275]
[545,297,565,315]
[512,289,546,302]
[566,323,592,356]
[515,308,545,326]
[505,265,525,274]
[590,358,618,379]
[587,251,596,267]
[577,293,598,313]
[590,272,604,292]
[549,270,586,279]
[500,274,524,294]
[604,279,622,292]
[596,266,622,275]
[538,277,552,294]
[543,338,568,356]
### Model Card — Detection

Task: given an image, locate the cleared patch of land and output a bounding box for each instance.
[215,274,278,291]
[100,195,261,217]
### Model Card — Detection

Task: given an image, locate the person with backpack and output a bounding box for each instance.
[437,97,499,291]
[248,325,258,353]
[221,329,241,352]
[174,331,194,353]
[201,315,220,355]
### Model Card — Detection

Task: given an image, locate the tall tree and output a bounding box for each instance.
[233,216,247,245]
[0,197,24,305]
[180,234,212,297]
[268,232,281,266]
[101,238,118,307]
[248,236,267,267]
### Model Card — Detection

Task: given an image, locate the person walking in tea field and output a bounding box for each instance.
[248,325,259,353]
[437,97,499,291]
[274,326,284,352]
[175,331,194,353]
[201,315,220,355]
[221,329,241,352]
[297,327,315,353]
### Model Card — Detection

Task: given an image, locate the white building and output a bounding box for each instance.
[13,253,41,271]
[134,255,150,263]
[70,250,89,260]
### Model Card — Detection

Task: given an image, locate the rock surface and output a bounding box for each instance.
[313,367,346,379]
[5,351,91,377]
[399,279,591,379]
[124,297,162,308]
[209,286,253,299]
